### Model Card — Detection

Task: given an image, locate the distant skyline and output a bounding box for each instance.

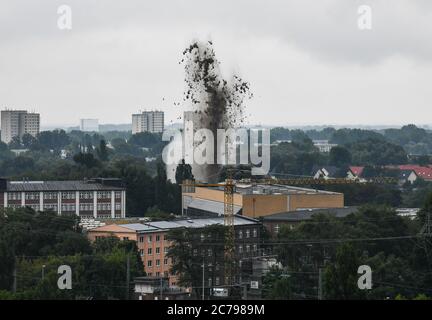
[40,122,432,133]
[1,0,431,127]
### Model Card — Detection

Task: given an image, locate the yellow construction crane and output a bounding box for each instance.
[181,178,237,289]
[181,174,397,294]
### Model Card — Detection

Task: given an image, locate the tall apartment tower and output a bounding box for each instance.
[132,111,164,134]
[80,119,99,132]
[1,110,40,144]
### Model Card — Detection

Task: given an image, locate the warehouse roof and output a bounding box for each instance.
[204,183,341,195]
[262,207,358,222]
[187,198,242,216]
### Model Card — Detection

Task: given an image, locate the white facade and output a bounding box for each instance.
[80,119,99,132]
[1,110,40,144]
[132,111,164,134]
[313,140,338,153]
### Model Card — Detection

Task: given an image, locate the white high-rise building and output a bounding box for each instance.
[1,109,40,144]
[132,110,164,134]
[80,119,99,132]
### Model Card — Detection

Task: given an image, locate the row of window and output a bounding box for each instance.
[147,271,169,277]
[144,258,169,268]
[5,203,122,213]
[195,228,258,241]
[191,244,258,256]
[62,204,76,212]
[43,204,57,211]
[140,247,169,256]
[238,228,258,239]
[97,191,111,199]
[238,244,258,253]
[6,191,123,201]
[139,234,168,243]
[97,203,111,211]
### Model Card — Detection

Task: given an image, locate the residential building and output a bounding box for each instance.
[312,166,340,179]
[1,109,40,144]
[87,216,261,288]
[396,208,420,219]
[347,166,365,180]
[398,169,418,185]
[182,183,344,219]
[133,276,189,300]
[0,178,126,218]
[132,111,164,134]
[80,119,99,132]
[313,140,338,153]
[247,256,283,299]
[392,165,432,182]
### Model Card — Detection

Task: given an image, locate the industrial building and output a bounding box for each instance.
[0,178,126,218]
[1,109,40,144]
[182,183,344,219]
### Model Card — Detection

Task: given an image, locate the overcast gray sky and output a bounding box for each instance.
[1,0,431,127]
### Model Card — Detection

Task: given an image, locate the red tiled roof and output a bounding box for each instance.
[396,165,432,181]
[349,166,365,177]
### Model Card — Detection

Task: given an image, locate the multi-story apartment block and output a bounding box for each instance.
[132,111,164,134]
[0,178,126,218]
[1,109,40,144]
[88,216,261,288]
[80,119,99,132]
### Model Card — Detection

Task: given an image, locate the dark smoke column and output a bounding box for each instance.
[180,40,252,183]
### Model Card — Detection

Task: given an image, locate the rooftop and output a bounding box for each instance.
[203,183,341,196]
[146,215,259,230]
[1,178,125,192]
[88,216,260,234]
[396,165,432,180]
[262,207,358,222]
[120,223,158,232]
[187,198,242,216]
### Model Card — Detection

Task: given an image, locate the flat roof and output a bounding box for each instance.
[187,198,242,216]
[3,180,125,192]
[262,207,358,222]
[203,183,341,196]
[121,223,158,232]
[145,215,259,231]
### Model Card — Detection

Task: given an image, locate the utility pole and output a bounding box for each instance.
[318,268,323,300]
[425,211,432,236]
[419,208,432,236]
[160,277,163,300]
[202,257,205,300]
[12,256,17,293]
[126,254,130,300]
[242,283,248,300]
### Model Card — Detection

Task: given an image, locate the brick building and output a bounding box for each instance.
[87,216,261,288]
[0,178,126,218]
